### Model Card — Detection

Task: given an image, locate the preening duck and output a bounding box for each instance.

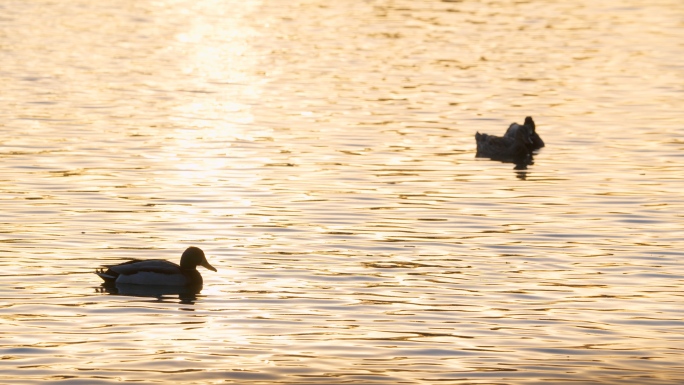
[96,246,217,287]
[475,123,532,162]
[504,116,544,151]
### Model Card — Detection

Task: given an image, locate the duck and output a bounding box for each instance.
[504,116,544,151]
[96,246,217,287]
[475,122,532,162]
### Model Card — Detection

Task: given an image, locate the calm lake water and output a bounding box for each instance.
[1,0,683,383]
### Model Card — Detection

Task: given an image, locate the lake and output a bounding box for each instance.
[1,0,683,383]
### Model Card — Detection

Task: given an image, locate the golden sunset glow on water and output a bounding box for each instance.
[1,0,683,384]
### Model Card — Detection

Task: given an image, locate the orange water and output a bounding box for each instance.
[1,0,683,383]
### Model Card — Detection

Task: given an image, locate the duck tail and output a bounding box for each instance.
[96,269,117,284]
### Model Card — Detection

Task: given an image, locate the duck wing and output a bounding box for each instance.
[504,123,522,139]
[108,260,181,276]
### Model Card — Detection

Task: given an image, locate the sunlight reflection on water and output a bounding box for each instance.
[1,0,684,383]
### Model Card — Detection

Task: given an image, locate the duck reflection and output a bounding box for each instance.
[515,169,530,180]
[97,283,202,303]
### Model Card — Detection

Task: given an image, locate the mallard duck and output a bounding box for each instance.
[96,246,217,287]
[475,123,532,162]
[504,116,544,150]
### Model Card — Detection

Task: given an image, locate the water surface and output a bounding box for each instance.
[1,0,684,383]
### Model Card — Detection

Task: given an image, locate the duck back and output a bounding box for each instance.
[98,259,190,286]
[475,129,530,162]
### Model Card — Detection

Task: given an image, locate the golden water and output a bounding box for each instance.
[1,0,683,383]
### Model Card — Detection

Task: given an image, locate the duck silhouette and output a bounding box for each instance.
[475,123,532,163]
[96,246,217,288]
[504,116,544,151]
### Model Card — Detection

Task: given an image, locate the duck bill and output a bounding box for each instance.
[201,260,217,272]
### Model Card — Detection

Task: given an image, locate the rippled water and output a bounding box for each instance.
[1,0,684,383]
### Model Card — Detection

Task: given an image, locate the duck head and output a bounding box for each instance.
[180,246,217,272]
[524,116,535,131]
